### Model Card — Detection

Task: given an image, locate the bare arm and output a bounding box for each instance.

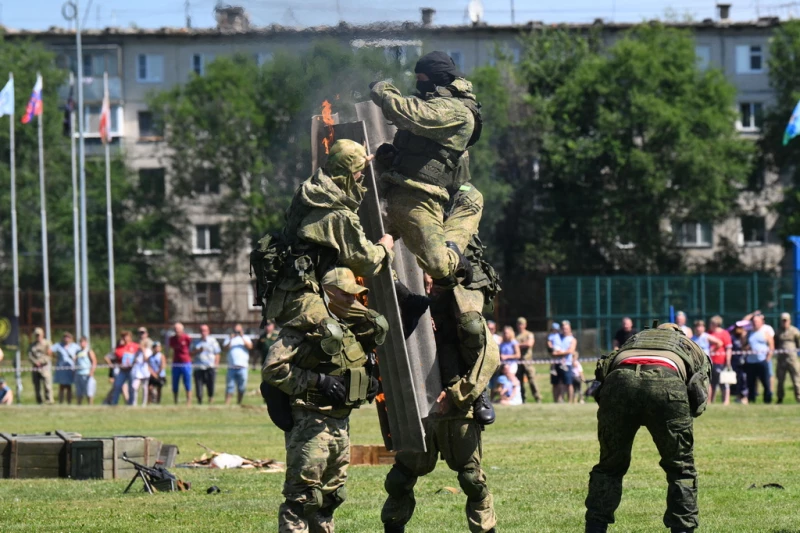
[767,333,775,362]
[89,350,97,376]
[242,335,254,350]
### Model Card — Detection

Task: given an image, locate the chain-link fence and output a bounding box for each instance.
[546,273,794,352]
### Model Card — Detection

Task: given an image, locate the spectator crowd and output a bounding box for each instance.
[5,308,800,408]
[5,320,281,407]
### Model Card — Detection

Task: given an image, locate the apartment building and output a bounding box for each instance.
[2,3,787,321]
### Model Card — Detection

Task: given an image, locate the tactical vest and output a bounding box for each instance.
[617,329,709,376]
[294,325,370,412]
[390,90,481,189]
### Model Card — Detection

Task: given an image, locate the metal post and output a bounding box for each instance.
[789,237,800,325]
[76,0,91,341]
[104,71,117,346]
[70,71,81,337]
[700,273,707,321]
[9,72,22,402]
[37,101,51,342]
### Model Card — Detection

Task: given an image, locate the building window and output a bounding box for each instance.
[196,282,222,309]
[137,111,162,139]
[695,45,711,71]
[674,221,713,248]
[192,170,221,194]
[194,225,221,254]
[191,53,214,76]
[741,216,767,246]
[84,105,122,136]
[137,54,164,83]
[736,45,764,74]
[138,168,166,201]
[738,102,764,132]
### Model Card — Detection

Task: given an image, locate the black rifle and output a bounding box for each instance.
[122,452,179,494]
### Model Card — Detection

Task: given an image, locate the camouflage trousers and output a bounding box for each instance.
[385,184,482,281]
[279,408,350,533]
[382,418,496,533]
[586,365,698,530]
[775,352,800,402]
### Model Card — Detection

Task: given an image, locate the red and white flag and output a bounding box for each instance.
[99,74,111,144]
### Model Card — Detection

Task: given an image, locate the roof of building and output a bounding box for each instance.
[0,17,783,39]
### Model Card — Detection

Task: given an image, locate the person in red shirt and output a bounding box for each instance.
[708,315,733,406]
[169,322,193,405]
[110,331,140,406]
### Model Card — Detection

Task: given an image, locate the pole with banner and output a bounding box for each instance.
[100,71,116,344]
[21,73,51,341]
[0,73,22,402]
[69,71,81,337]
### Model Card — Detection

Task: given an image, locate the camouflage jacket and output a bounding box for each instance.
[28,340,52,366]
[370,79,477,152]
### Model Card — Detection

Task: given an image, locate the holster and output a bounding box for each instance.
[687,372,709,418]
[261,382,294,432]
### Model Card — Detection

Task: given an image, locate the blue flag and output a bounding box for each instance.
[783,100,800,146]
[0,78,14,117]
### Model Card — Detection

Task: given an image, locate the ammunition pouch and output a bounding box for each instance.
[687,371,709,418]
[260,381,294,432]
[345,367,369,405]
[594,351,617,383]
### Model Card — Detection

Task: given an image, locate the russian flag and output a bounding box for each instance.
[21,73,42,124]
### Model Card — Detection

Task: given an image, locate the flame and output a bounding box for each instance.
[320,100,335,154]
[355,276,368,306]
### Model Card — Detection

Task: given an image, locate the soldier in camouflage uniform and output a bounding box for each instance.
[382,185,500,533]
[264,267,386,533]
[370,51,482,288]
[585,324,712,533]
[28,326,53,404]
[258,139,394,532]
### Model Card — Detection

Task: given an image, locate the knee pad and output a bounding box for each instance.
[286,487,324,517]
[457,311,486,349]
[457,468,488,501]
[384,463,418,498]
[327,485,347,511]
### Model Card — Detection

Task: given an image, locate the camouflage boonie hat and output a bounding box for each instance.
[33,327,44,336]
[321,267,368,295]
[325,139,372,177]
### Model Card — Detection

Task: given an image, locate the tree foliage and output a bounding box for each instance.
[472,24,752,276]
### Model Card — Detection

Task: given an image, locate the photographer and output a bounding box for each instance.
[224,323,253,405]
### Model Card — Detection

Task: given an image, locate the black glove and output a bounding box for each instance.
[316,373,346,406]
[367,376,380,403]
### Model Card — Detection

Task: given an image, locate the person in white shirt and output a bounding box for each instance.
[191,324,222,405]
[224,323,253,405]
[675,311,693,338]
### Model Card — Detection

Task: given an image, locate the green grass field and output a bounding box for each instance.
[1,366,799,532]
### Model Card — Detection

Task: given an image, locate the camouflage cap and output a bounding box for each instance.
[325,139,372,177]
[321,267,368,295]
[33,327,44,336]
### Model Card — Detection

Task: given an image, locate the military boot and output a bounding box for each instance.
[585,520,608,533]
[395,280,431,338]
[473,390,496,426]
[384,523,405,533]
[670,529,694,533]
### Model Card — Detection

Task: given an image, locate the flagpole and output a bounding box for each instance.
[9,72,22,403]
[69,72,81,337]
[76,2,91,342]
[103,71,116,347]
[36,73,51,342]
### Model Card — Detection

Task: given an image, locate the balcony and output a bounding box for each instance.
[56,76,122,103]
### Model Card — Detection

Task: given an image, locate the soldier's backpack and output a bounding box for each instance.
[249,232,289,324]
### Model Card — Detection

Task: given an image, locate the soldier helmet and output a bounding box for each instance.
[325,139,372,178]
[657,323,684,335]
[321,267,368,296]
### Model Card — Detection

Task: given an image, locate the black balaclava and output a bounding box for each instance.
[414,51,463,95]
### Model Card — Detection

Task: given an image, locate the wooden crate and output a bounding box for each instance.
[350,445,396,466]
[71,437,162,480]
[0,431,82,479]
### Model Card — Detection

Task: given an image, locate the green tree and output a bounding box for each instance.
[473,24,751,276]
[149,42,409,276]
[0,36,187,310]
[761,20,800,241]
